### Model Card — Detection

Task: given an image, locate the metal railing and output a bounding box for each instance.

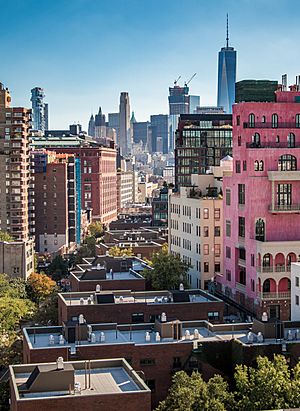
[269,204,300,212]
[246,142,300,149]
[257,265,291,273]
[259,291,291,300]
[243,122,300,129]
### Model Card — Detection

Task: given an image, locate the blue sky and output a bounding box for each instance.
[1,0,300,129]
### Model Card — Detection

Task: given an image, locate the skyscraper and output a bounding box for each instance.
[94,107,106,140]
[150,114,169,154]
[168,84,190,115]
[119,92,132,156]
[31,87,48,133]
[88,114,95,137]
[217,15,237,114]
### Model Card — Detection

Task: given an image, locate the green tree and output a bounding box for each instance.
[33,291,58,325]
[0,231,13,242]
[143,246,190,290]
[156,371,234,411]
[108,245,134,257]
[47,255,69,282]
[0,296,35,333]
[88,221,104,238]
[0,273,26,299]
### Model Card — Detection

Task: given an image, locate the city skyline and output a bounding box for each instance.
[1,0,300,128]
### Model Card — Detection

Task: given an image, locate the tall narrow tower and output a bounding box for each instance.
[31,87,47,133]
[217,14,237,114]
[119,92,132,156]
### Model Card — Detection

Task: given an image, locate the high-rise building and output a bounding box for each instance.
[0,82,34,241]
[217,15,237,114]
[219,80,300,321]
[235,80,278,103]
[168,84,190,115]
[44,103,49,130]
[133,121,151,147]
[94,106,106,140]
[150,115,169,154]
[175,114,232,187]
[119,92,132,156]
[189,95,200,114]
[88,114,95,137]
[31,87,48,133]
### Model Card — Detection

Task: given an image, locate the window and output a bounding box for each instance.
[277,183,292,207]
[259,160,264,171]
[208,312,219,321]
[254,160,259,171]
[263,254,271,268]
[140,358,155,366]
[214,208,220,220]
[214,226,220,236]
[226,270,231,281]
[251,279,255,292]
[226,246,231,258]
[203,226,209,237]
[296,295,299,306]
[173,357,182,368]
[132,313,144,323]
[238,184,245,205]
[238,216,245,238]
[237,115,240,126]
[262,115,266,123]
[296,276,299,287]
[203,244,209,255]
[255,218,265,241]
[278,154,297,171]
[226,189,231,206]
[203,208,209,219]
[251,254,255,267]
[288,133,295,148]
[215,244,221,257]
[276,135,280,143]
[204,262,209,272]
[239,267,246,285]
[252,132,260,146]
[236,160,241,173]
[238,136,241,146]
[243,160,247,171]
[226,220,231,237]
[296,114,300,128]
[215,262,221,273]
[271,113,278,128]
[239,247,246,261]
[249,113,255,128]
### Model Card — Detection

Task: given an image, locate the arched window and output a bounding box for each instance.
[256,218,265,241]
[249,113,255,128]
[263,253,271,267]
[272,113,278,128]
[296,114,300,128]
[288,133,295,148]
[252,132,260,147]
[259,161,264,171]
[263,279,271,293]
[262,115,266,123]
[254,160,259,171]
[278,154,297,171]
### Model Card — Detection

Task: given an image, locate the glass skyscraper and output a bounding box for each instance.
[217,17,237,114]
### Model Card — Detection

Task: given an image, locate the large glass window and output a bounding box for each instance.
[278,154,297,171]
[277,183,292,207]
[272,113,278,128]
[249,113,255,128]
[252,133,260,146]
[288,133,295,148]
[296,114,300,128]
[255,218,265,241]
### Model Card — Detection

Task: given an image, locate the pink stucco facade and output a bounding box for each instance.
[219,89,300,320]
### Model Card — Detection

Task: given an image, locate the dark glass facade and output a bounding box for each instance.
[217,47,236,114]
[175,114,232,187]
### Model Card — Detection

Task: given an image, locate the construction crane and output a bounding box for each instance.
[185,73,197,87]
[174,75,181,86]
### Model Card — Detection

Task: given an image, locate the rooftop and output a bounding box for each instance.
[10,359,149,400]
[59,289,221,306]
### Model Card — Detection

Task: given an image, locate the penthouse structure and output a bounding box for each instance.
[219,77,300,321]
[69,255,149,292]
[10,358,151,411]
[58,288,224,325]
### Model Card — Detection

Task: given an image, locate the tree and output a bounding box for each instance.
[143,246,190,290]
[156,371,234,411]
[0,296,35,333]
[0,273,26,299]
[88,221,104,238]
[47,255,69,282]
[33,291,58,325]
[0,231,13,242]
[26,272,57,304]
[108,245,134,257]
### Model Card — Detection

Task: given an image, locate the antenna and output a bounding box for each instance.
[226,13,229,48]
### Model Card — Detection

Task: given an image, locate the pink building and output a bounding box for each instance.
[219,86,300,321]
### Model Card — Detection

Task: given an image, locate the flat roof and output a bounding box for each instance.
[11,359,149,400]
[60,289,222,306]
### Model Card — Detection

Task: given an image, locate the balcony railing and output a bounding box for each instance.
[246,142,300,149]
[257,265,291,273]
[243,122,300,129]
[259,291,291,300]
[269,204,300,213]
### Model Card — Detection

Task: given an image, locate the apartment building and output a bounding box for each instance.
[117,170,134,212]
[169,159,232,288]
[219,79,300,321]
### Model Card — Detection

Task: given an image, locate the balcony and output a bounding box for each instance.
[268,204,300,213]
[257,265,291,273]
[268,170,300,181]
[243,122,300,129]
[259,291,291,300]
[235,282,246,293]
[246,142,300,149]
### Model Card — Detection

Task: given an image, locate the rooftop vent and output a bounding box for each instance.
[96,284,101,293]
[56,357,64,370]
[161,312,167,322]
[78,314,85,324]
[179,283,184,291]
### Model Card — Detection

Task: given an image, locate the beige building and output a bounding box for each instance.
[169,159,232,289]
[0,240,34,279]
[117,170,134,212]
